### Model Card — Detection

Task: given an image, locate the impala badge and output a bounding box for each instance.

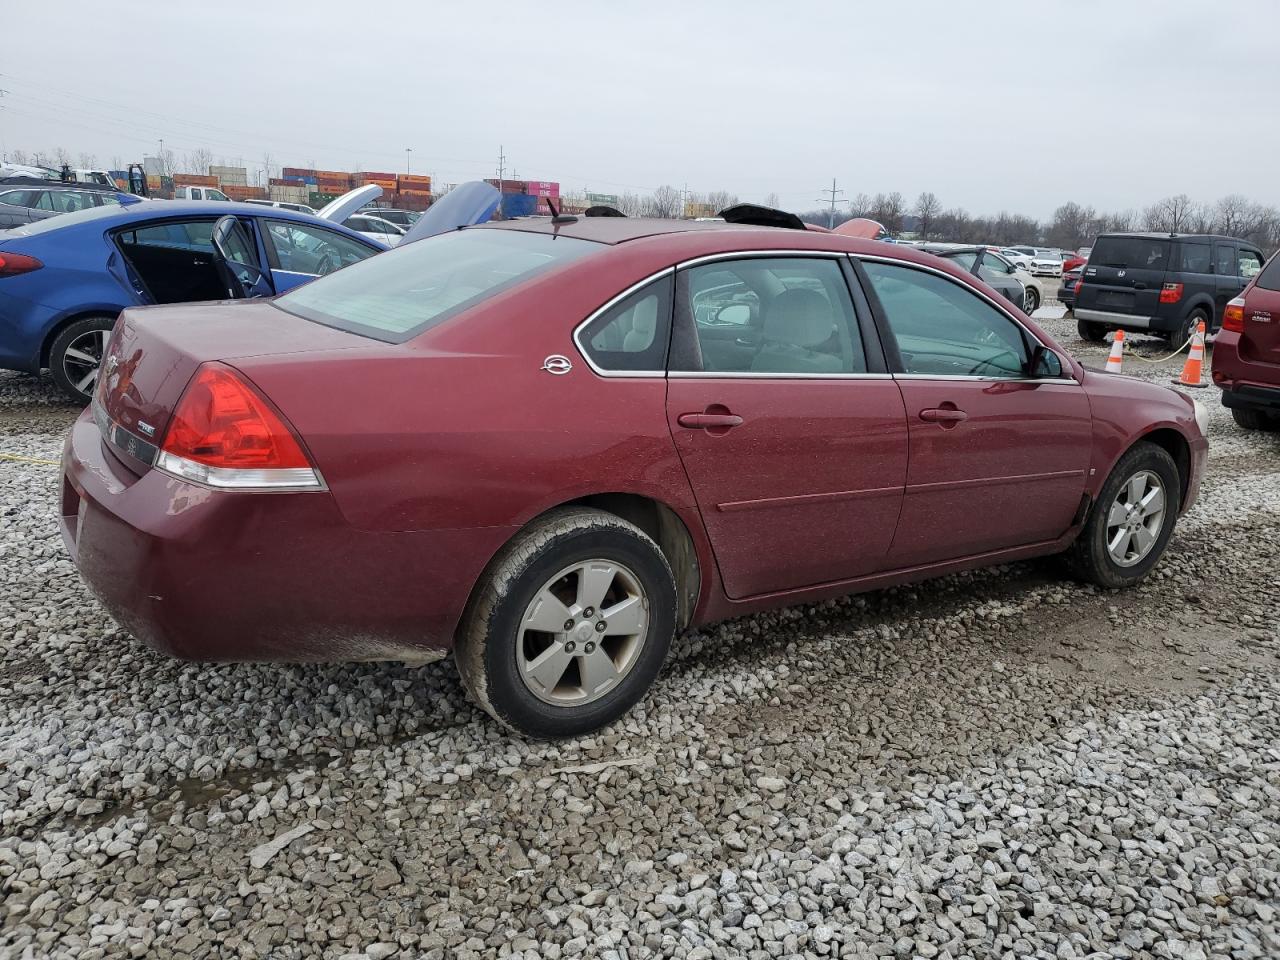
[137,421,156,437]
[542,355,572,375]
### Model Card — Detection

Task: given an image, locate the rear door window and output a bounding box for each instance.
[0,190,34,207]
[860,260,1029,378]
[118,219,218,251]
[1255,254,1280,291]
[1090,236,1170,271]
[1214,243,1237,276]
[1239,249,1264,279]
[275,227,599,342]
[674,258,866,375]
[1177,242,1212,274]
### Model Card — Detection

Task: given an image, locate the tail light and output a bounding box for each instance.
[1159,282,1184,304]
[1222,297,1246,333]
[156,362,322,490]
[0,252,44,277]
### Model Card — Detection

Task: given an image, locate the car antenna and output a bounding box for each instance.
[548,196,577,226]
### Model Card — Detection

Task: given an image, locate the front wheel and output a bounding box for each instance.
[455,507,677,738]
[49,316,116,404]
[1065,442,1181,589]
[1023,287,1040,314]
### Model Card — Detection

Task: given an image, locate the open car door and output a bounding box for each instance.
[211,216,274,299]
[400,181,500,245]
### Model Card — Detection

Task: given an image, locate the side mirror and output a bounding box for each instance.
[713,303,751,325]
[1028,344,1063,379]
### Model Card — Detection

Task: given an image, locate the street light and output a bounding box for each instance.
[405,148,412,175]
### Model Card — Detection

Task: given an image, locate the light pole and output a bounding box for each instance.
[405,148,412,175]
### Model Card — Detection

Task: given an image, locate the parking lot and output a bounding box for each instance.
[1,305,1278,959]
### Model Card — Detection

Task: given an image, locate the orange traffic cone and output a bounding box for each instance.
[1174,321,1208,388]
[1105,330,1125,373]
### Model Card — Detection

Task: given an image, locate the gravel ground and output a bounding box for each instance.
[2,311,1279,960]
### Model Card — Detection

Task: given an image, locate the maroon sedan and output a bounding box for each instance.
[1212,251,1280,430]
[62,217,1208,737]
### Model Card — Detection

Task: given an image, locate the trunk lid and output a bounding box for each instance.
[1240,282,1280,365]
[97,299,370,470]
[1078,235,1171,318]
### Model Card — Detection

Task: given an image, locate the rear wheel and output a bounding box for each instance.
[1172,308,1209,349]
[1077,318,1107,343]
[455,507,677,739]
[1065,442,1180,589]
[49,316,115,404]
[1231,406,1270,431]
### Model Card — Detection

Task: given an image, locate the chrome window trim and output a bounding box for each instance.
[570,267,674,379]
[853,252,1079,384]
[669,371,893,380]
[675,249,850,270]
[893,374,1079,384]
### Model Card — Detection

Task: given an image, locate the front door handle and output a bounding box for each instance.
[919,407,968,425]
[678,412,743,430]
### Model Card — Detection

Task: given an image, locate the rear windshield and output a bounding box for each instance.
[1090,236,1170,271]
[1255,253,1280,292]
[274,228,600,342]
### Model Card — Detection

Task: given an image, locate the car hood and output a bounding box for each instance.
[317,185,383,224]
[400,181,500,245]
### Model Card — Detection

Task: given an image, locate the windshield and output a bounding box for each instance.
[275,227,600,342]
[1091,236,1170,270]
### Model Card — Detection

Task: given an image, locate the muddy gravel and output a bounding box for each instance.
[2,310,1278,959]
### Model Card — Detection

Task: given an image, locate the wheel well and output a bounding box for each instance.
[40,311,116,368]
[1136,428,1191,507]
[564,493,702,629]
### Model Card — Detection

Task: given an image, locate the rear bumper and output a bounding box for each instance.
[1217,381,1280,411]
[60,410,512,662]
[1075,308,1155,330]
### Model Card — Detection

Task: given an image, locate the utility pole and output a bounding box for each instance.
[816,178,843,229]
[496,144,506,195]
[405,148,412,175]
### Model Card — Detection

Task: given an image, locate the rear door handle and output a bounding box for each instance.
[919,408,968,424]
[678,412,744,429]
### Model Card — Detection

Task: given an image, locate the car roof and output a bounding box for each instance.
[475,216,790,245]
[1099,231,1248,243]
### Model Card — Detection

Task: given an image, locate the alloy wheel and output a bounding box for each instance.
[517,559,649,707]
[1105,470,1167,567]
[61,328,111,397]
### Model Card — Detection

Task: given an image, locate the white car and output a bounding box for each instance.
[1028,248,1063,277]
[343,214,405,247]
[172,185,231,201]
[242,198,318,216]
[998,247,1034,270]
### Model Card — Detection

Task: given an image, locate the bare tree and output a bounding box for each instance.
[110,155,123,171]
[848,192,873,218]
[53,146,71,170]
[868,192,905,233]
[913,191,941,240]
[1143,194,1193,232]
[183,148,213,176]
[11,149,28,164]
[617,192,646,217]
[1046,202,1098,250]
[705,190,738,214]
[77,152,97,170]
[261,152,277,187]
[763,192,780,209]
[648,185,681,218]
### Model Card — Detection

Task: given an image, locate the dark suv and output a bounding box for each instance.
[1074,232,1265,345]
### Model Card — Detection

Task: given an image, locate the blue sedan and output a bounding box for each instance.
[0,200,386,401]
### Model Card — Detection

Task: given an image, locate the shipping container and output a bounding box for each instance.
[173,174,219,187]
[525,180,561,198]
[399,173,432,185]
[281,167,316,179]
[223,184,268,200]
[501,194,538,218]
[308,192,340,207]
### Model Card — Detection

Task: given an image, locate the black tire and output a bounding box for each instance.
[1231,406,1268,431]
[1065,441,1181,589]
[48,315,116,404]
[455,507,677,739]
[1077,318,1107,343]
[1023,287,1040,314]
[1172,308,1209,349]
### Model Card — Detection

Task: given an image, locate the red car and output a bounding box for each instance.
[61,217,1208,737]
[1212,251,1280,429]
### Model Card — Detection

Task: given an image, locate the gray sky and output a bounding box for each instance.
[3,0,1276,219]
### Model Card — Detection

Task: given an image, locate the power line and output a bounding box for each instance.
[817,178,844,228]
